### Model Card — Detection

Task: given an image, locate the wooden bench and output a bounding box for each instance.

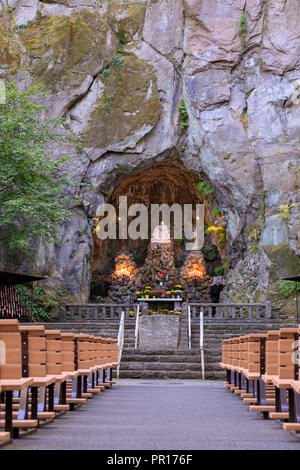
[221,327,300,425]
[261,330,291,420]
[0,319,120,441]
[282,326,300,431]
[0,320,38,437]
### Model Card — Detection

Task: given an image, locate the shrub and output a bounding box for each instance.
[197,181,214,196]
[279,280,297,298]
[15,285,57,321]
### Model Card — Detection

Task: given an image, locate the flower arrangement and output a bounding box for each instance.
[156,273,167,284]
[174,307,182,315]
[136,285,183,302]
[147,308,183,316]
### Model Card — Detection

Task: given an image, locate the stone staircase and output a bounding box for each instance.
[119,320,292,379]
[41,320,295,380]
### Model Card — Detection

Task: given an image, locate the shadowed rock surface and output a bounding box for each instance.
[0,0,299,314]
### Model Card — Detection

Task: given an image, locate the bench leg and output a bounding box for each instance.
[275,387,280,413]
[17,388,28,420]
[12,428,19,439]
[83,376,88,394]
[234,372,237,388]
[88,374,95,391]
[60,381,67,405]
[238,373,242,391]
[31,387,38,420]
[5,391,13,434]
[47,384,54,412]
[289,389,296,423]
[37,386,46,416]
[77,376,82,398]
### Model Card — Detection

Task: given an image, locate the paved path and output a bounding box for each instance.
[3,380,300,450]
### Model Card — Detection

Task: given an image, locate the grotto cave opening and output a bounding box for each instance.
[90,160,228,304]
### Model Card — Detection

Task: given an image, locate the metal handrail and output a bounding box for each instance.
[200,309,205,380]
[134,305,140,349]
[188,305,191,350]
[117,310,125,379]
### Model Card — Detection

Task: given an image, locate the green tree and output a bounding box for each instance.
[0,82,73,252]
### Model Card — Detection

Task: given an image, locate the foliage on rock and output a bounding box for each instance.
[15,284,58,321]
[0,82,73,251]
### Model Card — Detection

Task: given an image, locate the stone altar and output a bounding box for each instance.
[138,315,180,350]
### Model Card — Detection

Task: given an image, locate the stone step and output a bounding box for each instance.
[121,352,221,361]
[120,361,222,371]
[121,354,201,362]
[122,348,204,356]
[120,362,204,371]
[118,370,205,379]
[118,370,225,379]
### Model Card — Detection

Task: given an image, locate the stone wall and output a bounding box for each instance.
[0,0,299,312]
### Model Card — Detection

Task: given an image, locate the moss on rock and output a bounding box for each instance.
[107,0,147,43]
[0,14,22,77]
[21,10,118,93]
[263,244,300,283]
[82,52,161,151]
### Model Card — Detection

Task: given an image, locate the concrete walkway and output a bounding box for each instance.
[3,380,300,450]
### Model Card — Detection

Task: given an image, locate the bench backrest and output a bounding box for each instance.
[19,325,47,377]
[222,338,230,366]
[45,330,63,375]
[239,335,249,372]
[248,334,266,375]
[0,319,21,379]
[61,333,75,372]
[74,334,91,370]
[99,338,118,366]
[278,328,298,380]
[265,330,279,377]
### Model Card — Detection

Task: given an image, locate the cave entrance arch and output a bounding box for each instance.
[90,159,224,301]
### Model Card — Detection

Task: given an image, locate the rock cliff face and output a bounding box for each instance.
[0,0,299,310]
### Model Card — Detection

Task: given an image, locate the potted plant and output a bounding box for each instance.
[174,307,182,315]
[144,286,151,299]
[156,290,163,298]
[175,290,182,299]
